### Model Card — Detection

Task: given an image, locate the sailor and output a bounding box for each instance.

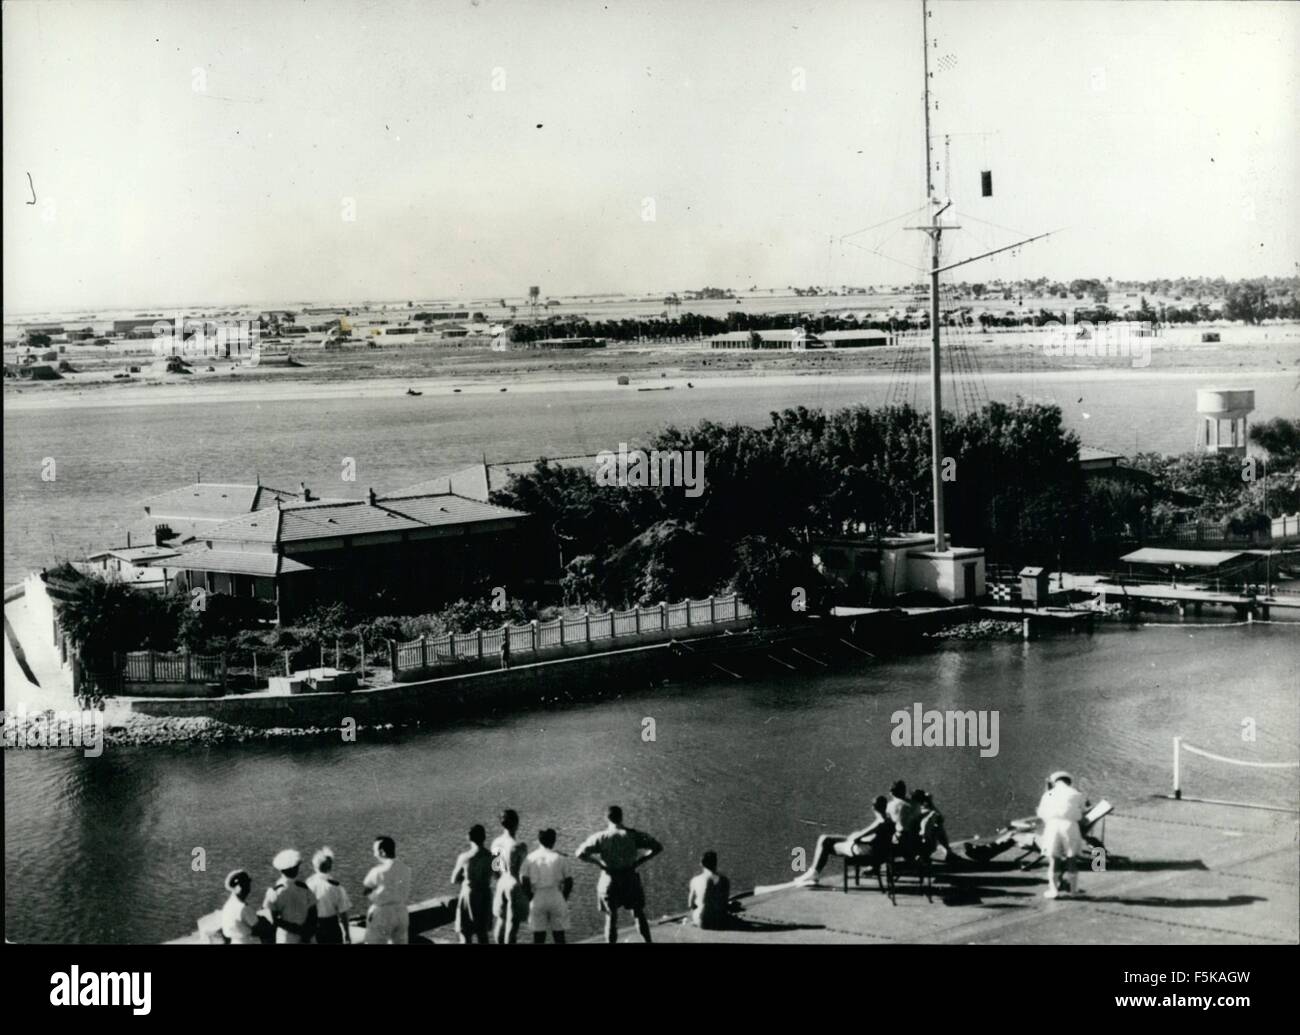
[687,850,732,930]
[363,835,412,944]
[575,805,664,944]
[451,824,495,944]
[306,847,352,944]
[520,828,575,944]
[263,849,319,943]
[490,808,523,877]
[220,869,261,944]
[1036,770,1086,898]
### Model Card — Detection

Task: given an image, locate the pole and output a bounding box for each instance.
[922,0,944,551]
[929,211,945,550]
[1172,736,1182,799]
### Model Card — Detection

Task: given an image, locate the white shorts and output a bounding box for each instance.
[365,904,409,944]
[528,889,569,933]
[1040,818,1083,859]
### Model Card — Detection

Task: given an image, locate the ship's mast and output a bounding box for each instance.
[911,0,1053,551]
[921,0,949,550]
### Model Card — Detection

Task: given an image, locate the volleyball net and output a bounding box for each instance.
[1171,736,1300,812]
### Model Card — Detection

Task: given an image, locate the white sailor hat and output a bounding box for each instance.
[1048,770,1074,786]
[272,848,301,871]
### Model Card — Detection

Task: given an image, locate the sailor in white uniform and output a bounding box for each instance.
[221,869,261,944]
[1036,770,1086,898]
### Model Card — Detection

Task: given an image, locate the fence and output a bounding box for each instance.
[120,650,226,686]
[390,594,754,679]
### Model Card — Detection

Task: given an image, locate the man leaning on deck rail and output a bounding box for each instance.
[363,835,412,944]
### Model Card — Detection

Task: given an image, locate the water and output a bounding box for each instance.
[4,369,1297,585]
[5,620,1296,943]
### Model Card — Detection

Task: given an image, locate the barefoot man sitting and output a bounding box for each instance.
[795,795,894,886]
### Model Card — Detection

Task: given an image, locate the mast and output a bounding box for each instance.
[907,0,1054,552]
[923,0,946,550]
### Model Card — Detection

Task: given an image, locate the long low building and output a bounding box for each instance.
[708,328,893,350]
[144,488,537,622]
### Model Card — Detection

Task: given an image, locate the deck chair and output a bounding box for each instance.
[885,835,934,903]
[841,834,893,900]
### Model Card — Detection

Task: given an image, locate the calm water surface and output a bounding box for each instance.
[5,621,1296,943]
[5,371,1297,584]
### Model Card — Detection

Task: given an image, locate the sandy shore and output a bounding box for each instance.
[5,363,1296,414]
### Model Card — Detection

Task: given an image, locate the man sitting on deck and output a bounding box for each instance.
[795,795,894,887]
[687,851,732,929]
[886,780,922,856]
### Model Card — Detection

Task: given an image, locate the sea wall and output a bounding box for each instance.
[127,637,692,728]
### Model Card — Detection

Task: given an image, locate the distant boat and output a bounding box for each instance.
[637,386,674,392]
[406,388,422,396]
[500,387,508,392]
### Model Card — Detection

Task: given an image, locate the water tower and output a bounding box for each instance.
[1195,387,1254,456]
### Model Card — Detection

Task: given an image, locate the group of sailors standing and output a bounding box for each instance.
[218,804,728,945]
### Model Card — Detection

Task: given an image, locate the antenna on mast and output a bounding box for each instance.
[922,0,934,199]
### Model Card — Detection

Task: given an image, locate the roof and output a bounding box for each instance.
[140,482,302,521]
[85,545,181,563]
[201,492,529,545]
[161,546,313,576]
[1078,446,1125,464]
[1120,548,1250,568]
[818,329,889,340]
[398,456,600,502]
[709,330,805,342]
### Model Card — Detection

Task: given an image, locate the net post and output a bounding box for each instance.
[1173,736,1182,799]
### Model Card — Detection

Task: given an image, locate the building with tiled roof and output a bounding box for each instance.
[140,480,317,542]
[143,487,536,622]
[397,455,601,502]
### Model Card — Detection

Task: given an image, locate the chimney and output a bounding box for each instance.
[126,530,132,549]
[367,487,377,505]
[300,481,313,502]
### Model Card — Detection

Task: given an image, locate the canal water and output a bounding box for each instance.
[4,369,1296,585]
[5,619,1296,943]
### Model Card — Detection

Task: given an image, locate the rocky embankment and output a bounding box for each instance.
[1,710,391,749]
[923,618,1024,641]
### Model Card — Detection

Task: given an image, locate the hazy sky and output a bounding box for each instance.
[4,0,1298,312]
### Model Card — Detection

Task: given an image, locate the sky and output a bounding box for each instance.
[4,0,1298,313]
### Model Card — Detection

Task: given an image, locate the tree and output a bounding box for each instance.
[1224,281,1271,325]
[1249,417,1300,467]
[56,577,179,681]
[731,535,824,622]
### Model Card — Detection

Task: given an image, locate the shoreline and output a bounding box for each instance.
[5,364,1293,415]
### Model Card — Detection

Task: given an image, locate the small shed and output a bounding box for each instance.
[1019,566,1050,606]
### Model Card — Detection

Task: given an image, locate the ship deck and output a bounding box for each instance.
[593,797,1298,945]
